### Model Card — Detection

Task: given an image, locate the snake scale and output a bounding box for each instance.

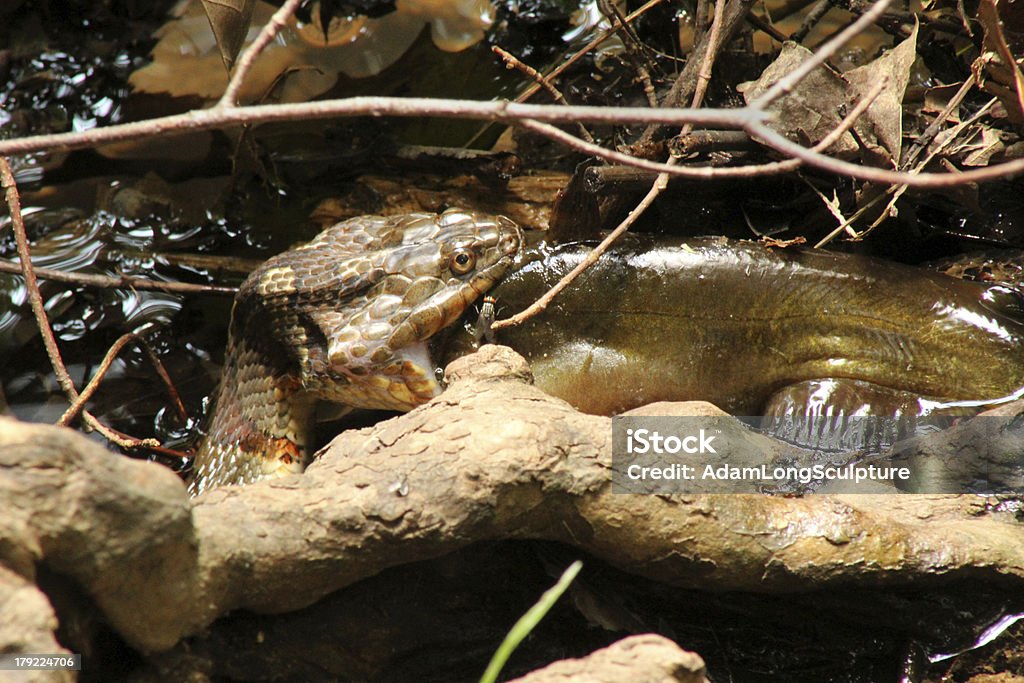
[189,209,522,494]
[191,209,1024,494]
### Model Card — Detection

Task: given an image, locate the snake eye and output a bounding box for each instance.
[450,249,477,275]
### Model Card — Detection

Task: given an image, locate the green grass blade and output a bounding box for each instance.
[479,559,583,683]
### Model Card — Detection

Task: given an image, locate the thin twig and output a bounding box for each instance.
[1,156,160,451]
[803,177,856,238]
[490,167,673,329]
[517,74,884,180]
[87,422,162,452]
[691,0,729,119]
[817,77,887,153]
[511,0,669,106]
[742,117,1024,187]
[0,97,760,156]
[635,63,660,108]
[493,46,570,107]
[492,46,595,144]
[746,12,789,43]
[0,260,237,295]
[1,157,78,402]
[790,0,832,43]
[0,92,1022,186]
[902,75,976,170]
[218,0,304,107]
[750,0,891,108]
[131,334,189,425]
[58,331,189,427]
[494,0,730,329]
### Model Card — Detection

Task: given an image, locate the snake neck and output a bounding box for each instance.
[187,210,523,494]
[188,334,316,495]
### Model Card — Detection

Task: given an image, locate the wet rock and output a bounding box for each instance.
[0,564,72,683]
[507,634,708,683]
[0,417,196,652]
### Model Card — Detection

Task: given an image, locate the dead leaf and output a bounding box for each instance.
[978,0,1024,123]
[740,25,919,169]
[845,21,919,167]
[958,126,1006,166]
[739,42,860,159]
[200,0,257,71]
[923,82,966,122]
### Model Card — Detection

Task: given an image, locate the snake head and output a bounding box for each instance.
[243,209,522,412]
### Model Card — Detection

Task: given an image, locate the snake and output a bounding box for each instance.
[188,209,522,494]
[190,210,1024,493]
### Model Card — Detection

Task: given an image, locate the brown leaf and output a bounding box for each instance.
[959,126,1006,166]
[200,0,257,71]
[739,42,860,159]
[845,21,919,167]
[978,0,1024,123]
[740,26,918,169]
[923,82,966,122]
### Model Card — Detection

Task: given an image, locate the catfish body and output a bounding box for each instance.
[460,236,1024,420]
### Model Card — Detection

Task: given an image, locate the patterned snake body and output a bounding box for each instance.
[190,210,522,494]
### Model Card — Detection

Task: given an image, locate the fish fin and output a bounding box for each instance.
[761,379,959,453]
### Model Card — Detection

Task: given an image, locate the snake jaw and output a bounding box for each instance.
[191,209,522,493]
[310,211,521,413]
